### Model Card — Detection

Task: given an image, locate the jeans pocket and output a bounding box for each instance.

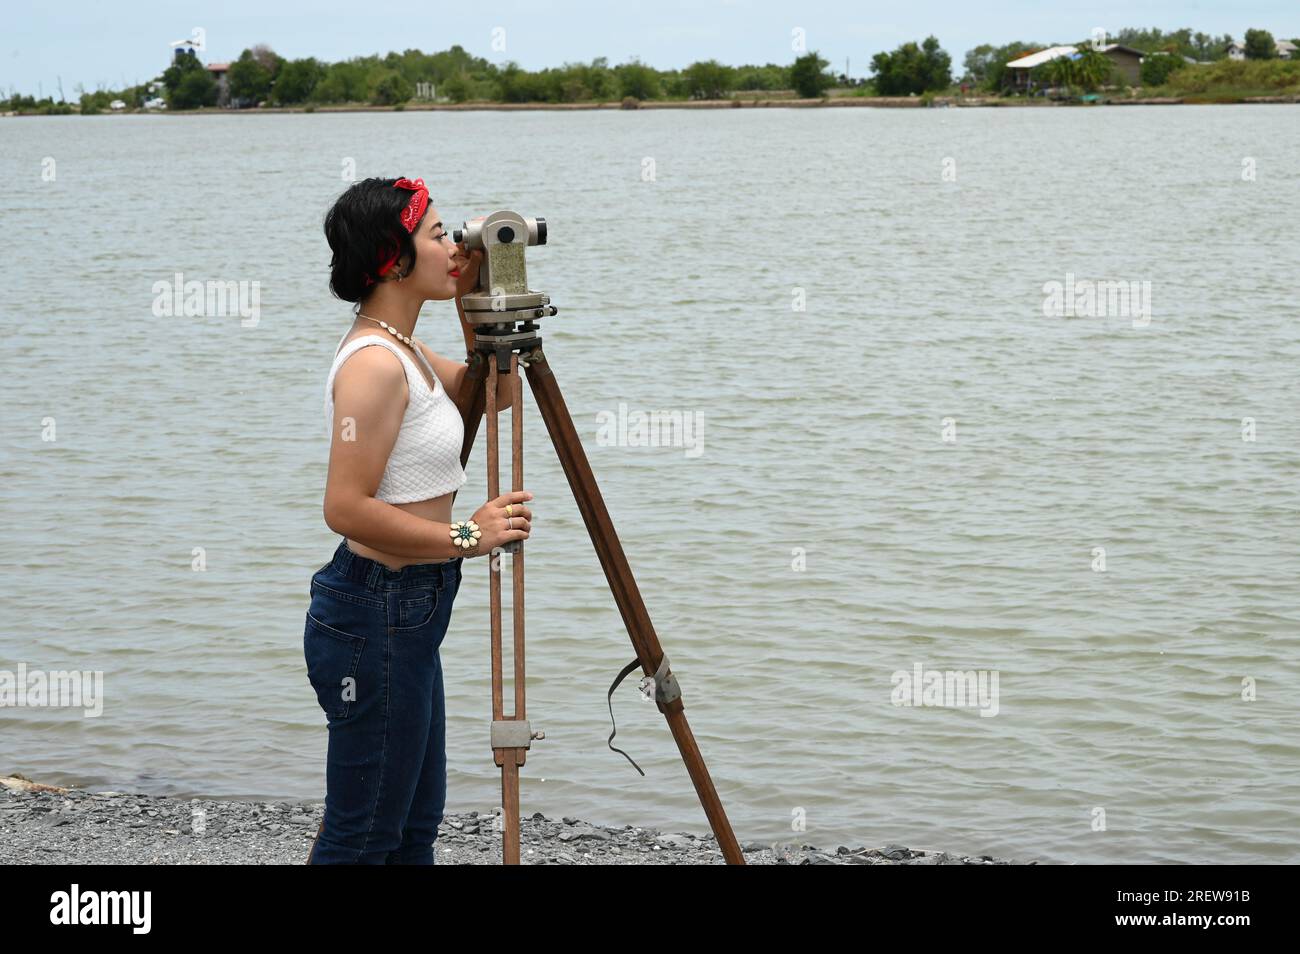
[394,584,441,631]
[310,574,384,636]
[304,613,366,720]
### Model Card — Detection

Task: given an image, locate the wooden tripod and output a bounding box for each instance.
[449,332,744,865]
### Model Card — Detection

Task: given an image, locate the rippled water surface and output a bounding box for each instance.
[2,106,1298,863]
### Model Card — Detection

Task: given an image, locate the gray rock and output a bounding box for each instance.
[0,780,1025,865]
[656,833,694,849]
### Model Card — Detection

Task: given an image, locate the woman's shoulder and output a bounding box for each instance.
[329,336,412,396]
[333,332,413,367]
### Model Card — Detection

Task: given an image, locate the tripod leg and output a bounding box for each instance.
[481,350,534,865]
[510,353,527,733]
[484,351,523,865]
[522,346,745,865]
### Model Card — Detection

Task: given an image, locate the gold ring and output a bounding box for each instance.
[505,504,513,516]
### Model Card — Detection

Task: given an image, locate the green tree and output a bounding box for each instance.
[1071,45,1114,90]
[616,59,660,99]
[1244,29,1276,60]
[569,57,614,99]
[871,36,952,95]
[1112,27,1233,61]
[683,59,732,99]
[1140,51,1185,85]
[370,68,413,105]
[442,72,470,102]
[249,45,283,80]
[1114,27,1193,57]
[272,58,323,104]
[1030,46,1110,94]
[495,62,548,102]
[964,41,1038,89]
[161,49,206,97]
[1032,55,1070,92]
[1192,32,1212,61]
[313,61,369,103]
[78,88,114,114]
[555,73,586,102]
[171,66,217,109]
[227,49,272,105]
[919,36,952,89]
[962,43,997,84]
[733,64,789,90]
[790,51,832,97]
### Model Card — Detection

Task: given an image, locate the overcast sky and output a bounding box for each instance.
[5,0,1298,97]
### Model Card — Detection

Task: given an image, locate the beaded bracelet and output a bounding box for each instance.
[449,519,482,551]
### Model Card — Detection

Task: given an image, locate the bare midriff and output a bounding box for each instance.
[345,492,457,571]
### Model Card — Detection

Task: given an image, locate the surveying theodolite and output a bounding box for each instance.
[448,209,743,865]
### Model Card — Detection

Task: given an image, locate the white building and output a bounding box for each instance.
[1227,37,1296,60]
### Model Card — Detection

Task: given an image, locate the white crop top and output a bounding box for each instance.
[324,329,468,503]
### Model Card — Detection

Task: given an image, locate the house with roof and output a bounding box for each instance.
[1003,43,1145,90]
[206,62,231,106]
[1227,37,1297,59]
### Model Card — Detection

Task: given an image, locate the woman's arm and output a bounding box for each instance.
[321,346,465,561]
[456,295,515,412]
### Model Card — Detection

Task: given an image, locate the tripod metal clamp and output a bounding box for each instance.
[491,719,542,750]
[609,653,681,706]
[644,653,680,706]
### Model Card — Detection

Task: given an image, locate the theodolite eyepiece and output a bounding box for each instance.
[453,211,546,250]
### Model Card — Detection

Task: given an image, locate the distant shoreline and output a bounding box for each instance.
[5,94,1299,118]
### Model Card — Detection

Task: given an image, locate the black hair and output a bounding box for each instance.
[323,176,429,303]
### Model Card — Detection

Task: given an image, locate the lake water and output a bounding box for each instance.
[2,105,1297,864]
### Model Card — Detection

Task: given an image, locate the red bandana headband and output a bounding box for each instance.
[366,177,430,285]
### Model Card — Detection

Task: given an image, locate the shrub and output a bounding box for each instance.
[1140,52,1185,86]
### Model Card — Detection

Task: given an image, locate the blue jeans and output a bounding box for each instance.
[304,538,463,864]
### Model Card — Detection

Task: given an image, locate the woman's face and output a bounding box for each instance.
[400,206,462,300]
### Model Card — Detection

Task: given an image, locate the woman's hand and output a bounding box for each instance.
[453,215,486,298]
[463,490,533,556]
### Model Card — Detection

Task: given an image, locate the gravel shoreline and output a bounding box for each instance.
[1,775,1027,865]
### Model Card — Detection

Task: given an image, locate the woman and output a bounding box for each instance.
[304,176,533,864]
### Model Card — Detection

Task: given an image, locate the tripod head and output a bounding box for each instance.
[453,210,558,332]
